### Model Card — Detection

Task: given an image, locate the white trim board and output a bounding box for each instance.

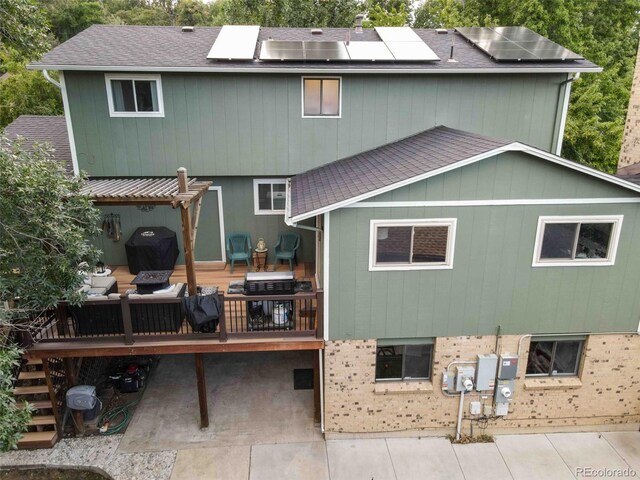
[28,64,603,75]
[209,186,227,264]
[287,142,640,223]
[59,72,80,176]
[323,212,330,342]
[348,198,640,208]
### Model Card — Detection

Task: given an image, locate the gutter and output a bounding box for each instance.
[554,72,580,155]
[42,69,61,89]
[26,64,603,75]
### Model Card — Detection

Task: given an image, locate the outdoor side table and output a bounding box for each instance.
[253,249,268,272]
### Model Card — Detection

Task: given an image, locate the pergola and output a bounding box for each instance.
[81,168,212,297]
[81,167,213,427]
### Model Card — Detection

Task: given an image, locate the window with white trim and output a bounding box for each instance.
[302,77,341,117]
[369,219,456,271]
[253,179,286,215]
[375,339,434,381]
[526,337,585,377]
[105,74,164,117]
[532,215,623,267]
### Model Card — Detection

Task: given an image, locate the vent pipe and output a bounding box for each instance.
[354,14,364,34]
[182,26,195,33]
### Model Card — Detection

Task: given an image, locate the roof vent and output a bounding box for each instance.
[311,28,323,35]
[182,26,195,33]
[355,14,364,34]
[436,28,448,34]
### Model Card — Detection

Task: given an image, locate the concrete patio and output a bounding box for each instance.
[2,431,639,479]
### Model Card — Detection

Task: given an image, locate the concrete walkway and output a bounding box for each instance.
[1,431,639,479]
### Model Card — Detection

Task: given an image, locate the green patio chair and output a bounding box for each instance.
[226,232,252,273]
[274,232,300,271]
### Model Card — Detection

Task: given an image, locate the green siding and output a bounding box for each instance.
[94,177,315,266]
[328,154,640,340]
[65,72,567,177]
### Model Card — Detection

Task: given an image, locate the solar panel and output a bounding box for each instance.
[259,41,305,61]
[374,26,423,43]
[207,25,260,60]
[304,41,350,61]
[455,26,584,62]
[345,42,394,61]
[385,41,440,61]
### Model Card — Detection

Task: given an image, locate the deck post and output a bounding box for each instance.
[194,353,209,428]
[177,167,198,297]
[63,357,84,435]
[120,294,134,345]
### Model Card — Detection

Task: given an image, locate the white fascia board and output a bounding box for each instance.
[289,142,640,223]
[26,64,603,75]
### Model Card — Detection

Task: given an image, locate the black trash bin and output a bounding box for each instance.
[125,227,179,274]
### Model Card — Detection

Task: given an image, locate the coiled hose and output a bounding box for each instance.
[98,381,148,435]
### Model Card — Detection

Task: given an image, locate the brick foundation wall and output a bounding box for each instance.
[324,334,640,435]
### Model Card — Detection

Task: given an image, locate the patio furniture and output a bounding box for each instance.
[274,232,300,271]
[226,232,252,273]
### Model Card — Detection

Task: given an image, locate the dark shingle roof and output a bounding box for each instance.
[289,126,511,219]
[29,25,599,73]
[3,116,73,175]
[616,163,640,185]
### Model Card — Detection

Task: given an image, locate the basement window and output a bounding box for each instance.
[105,74,164,117]
[525,337,585,377]
[375,339,434,381]
[302,77,341,117]
[253,179,286,215]
[532,215,623,267]
[369,219,457,271]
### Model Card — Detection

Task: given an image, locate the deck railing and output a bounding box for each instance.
[31,289,323,345]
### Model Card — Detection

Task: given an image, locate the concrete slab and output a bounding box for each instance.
[326,439,396,480]
[495,434,574,480]
[452,442,513,480]
[170,445,250,480]
[386,437,463,480]
[602,432,640,474]
[119,351,322,453]
[250,442,329,480]
[547,432,631,478]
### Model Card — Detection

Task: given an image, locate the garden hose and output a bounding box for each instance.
[98,381,148,435]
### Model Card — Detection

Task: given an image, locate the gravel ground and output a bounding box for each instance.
[0,435,176,480]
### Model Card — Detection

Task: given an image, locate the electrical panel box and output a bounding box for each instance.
[469,401,482,415]
[497,354,519,380]
[455,366,476,392]
[495,402,509,416]
[475,354,498,390]
[442,371,455,392]
[494,379,515,403]
[483,403,493,416]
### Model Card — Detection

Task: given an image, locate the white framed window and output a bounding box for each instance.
[532,215,623,267]
[105,74,164,117]
[369,219,457,271]
[253,179,286,215]
[301,76,341,118]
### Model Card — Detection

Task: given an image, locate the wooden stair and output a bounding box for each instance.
[13,356,60,449]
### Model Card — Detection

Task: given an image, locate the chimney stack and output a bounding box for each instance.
[355,14,364,34]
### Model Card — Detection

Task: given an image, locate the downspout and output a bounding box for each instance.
[555,72,580,156]
[43,69,61,89]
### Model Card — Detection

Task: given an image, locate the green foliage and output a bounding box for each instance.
[413,0,640,173]
[363,4,408,27]
[112,6,172,26]
[0,0,51,61]
[39,0,110,42]
[221,0,364,28]
[0,140,101,313]
[0,341,32,452]
[0,56,63,129]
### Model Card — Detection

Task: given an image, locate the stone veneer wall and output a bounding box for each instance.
[619,45,640,169]
[324,334,640,435]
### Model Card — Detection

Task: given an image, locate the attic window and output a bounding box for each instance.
[302,77,341,118]
[105,74,164,118]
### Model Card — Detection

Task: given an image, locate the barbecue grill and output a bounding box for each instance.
[244,271,295,295]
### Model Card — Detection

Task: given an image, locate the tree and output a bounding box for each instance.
[0,55,63,129]
[40,0,110,42]
[0,141,100,451]
[413,0,640,173]
[113,6,172,25]
[363,4,408,27]
[0,0,51,61]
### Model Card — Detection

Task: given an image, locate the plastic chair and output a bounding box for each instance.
[274,232,300,271]
[226,233,252,273]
